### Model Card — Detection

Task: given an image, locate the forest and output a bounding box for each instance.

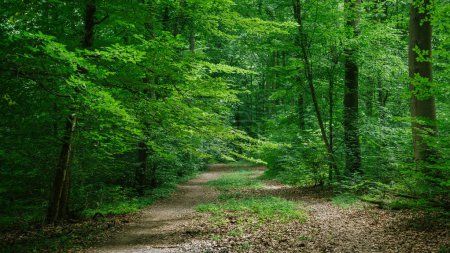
[0,0,449,252]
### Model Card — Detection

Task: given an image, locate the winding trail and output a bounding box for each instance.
[89,164,254,253]
[88,164,449,253]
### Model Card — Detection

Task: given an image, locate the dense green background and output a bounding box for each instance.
[0,0,448,232]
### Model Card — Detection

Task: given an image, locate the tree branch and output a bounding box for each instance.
[95,14,109,25]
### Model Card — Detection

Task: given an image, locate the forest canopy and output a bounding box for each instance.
[0,0,448,232]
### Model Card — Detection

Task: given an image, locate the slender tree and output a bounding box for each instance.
[292,0,337,172]
[46,114,77,224]
[47,0,98,224]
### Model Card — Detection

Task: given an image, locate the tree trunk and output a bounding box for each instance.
[83,0,96,48]
[136,141,148,196]
[46,114,76,224]
[343,0,362,175]
[47,0,97,224]
[293,0,337,171]
[408,0,437,166]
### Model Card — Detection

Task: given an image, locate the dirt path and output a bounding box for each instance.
[88,165,448,253]
[89,164,249,253]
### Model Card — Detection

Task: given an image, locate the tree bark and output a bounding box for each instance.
[408,0,437,166]
[83,0,96,49]
[46,114,76,224]
[343,0,362,175]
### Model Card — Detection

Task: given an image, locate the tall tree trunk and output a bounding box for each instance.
[343,0,362,175]
[408,0,437,167]
[46,114,76,224]
[83,0,96,48]
[293,0,337,171]
[47,0,97,224]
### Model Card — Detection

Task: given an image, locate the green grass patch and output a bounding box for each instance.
[210,234,222,241]
[228,227,245,237]
[196,196,306,223]
[207,170,263,191]
[331,193,362,208]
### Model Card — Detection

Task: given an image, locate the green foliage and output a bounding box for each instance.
[0,0,268,230]
[81,183,178,217]
[0,0,449,248]
[260,130,329,186]
[234,0,449,213]
[387,199,429,210]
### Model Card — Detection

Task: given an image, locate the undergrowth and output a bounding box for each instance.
[82,171,199,217]
[1,172,199,253]
[82,182,179,217]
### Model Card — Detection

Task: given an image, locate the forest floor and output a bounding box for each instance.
[87,164,449,253]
